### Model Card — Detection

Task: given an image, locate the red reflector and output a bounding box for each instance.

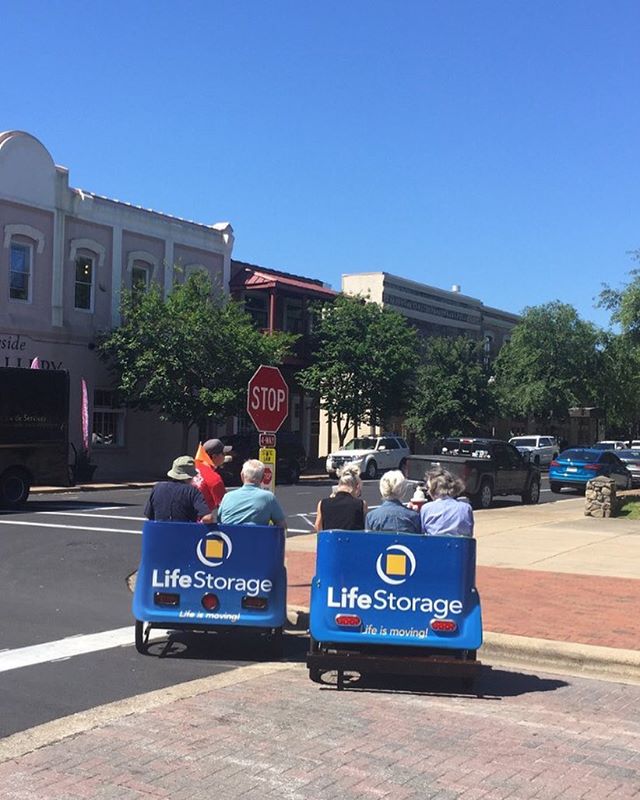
[242,596,268,610]
[201,593,219,611]
[154,592,179,607]
[335,614,362,627]
[430,619,458,632]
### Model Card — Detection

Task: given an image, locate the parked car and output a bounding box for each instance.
[325,434,411,480]
[592,440,627,451]
[217,432,307,486]
[406,437,541,509]
[630,440,640,449]
[549,448,633,493]
[508,435,559,467]
[616,449,640,487]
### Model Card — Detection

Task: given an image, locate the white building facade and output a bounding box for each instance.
[0,131,234,480]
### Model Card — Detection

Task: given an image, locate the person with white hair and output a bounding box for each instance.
[420,466,474,537]
[314,464,367,531]
[218,459,287,529]
[365,470,421,533]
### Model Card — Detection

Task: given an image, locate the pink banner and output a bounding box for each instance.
[81,378,90,454]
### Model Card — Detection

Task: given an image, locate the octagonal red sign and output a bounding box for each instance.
[247,365,289,432]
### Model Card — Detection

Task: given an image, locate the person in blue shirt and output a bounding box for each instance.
[144,456,214,523]
[365,470,421,534]
[218,459,287,529]
[420,467,474,537]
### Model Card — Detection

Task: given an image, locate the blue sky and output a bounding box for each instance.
[3,0,639,326]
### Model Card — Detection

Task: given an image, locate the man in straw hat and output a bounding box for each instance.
[144,455,214,523]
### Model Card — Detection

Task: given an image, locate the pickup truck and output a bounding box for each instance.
[405,437,541,509]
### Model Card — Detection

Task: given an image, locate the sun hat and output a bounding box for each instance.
[203,438,233,455]
[167,455,197,481]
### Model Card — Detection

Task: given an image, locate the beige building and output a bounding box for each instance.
[319,271,520,455]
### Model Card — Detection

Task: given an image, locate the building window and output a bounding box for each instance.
[132,261,151,301]
[9,242,32,301]
[243,292,269,329]
[74,255,94,310]
[92,390,125,447]
[283,298,304,334]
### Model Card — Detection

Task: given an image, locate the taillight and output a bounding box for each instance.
[335,614,362,627]
[584,464,602,470]
[154,592,179,607]
[201,593,219,611]
[550,460,560,467]
[430,619,458,632]
[242,596,268,610]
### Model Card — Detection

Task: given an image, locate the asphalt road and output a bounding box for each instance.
[0,476,573,737]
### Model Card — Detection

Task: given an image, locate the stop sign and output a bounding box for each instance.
[247,365,289,432]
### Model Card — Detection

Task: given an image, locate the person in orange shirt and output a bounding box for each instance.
[192,438,232,514]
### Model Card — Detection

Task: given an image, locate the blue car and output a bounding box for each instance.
[549,448,633,493]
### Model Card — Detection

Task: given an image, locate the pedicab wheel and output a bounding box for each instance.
[459,649,477,692]
[309,667,323,683]
[135,619,150,654]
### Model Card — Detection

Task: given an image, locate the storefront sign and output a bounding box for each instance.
[0,333,64,370]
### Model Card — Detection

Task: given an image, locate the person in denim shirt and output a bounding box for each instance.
[365,470,421,534]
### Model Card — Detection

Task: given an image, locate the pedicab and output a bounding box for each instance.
[132,520,287,657]
[306,531,482,689]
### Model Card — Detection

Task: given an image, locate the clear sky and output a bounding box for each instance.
[3,0,639,326]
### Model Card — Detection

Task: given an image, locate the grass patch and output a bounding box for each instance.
[618,499,640,519]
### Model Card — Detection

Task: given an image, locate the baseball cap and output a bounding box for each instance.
[203,438,233,455]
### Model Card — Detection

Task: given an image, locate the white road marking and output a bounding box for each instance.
[0,520,141,535]
[39,512,144,521]
[0,628,134,674]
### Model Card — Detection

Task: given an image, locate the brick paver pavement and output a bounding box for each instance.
[286,551,640,650]
[1,663,639,799]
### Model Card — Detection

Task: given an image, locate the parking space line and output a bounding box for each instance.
[0,520,141,534]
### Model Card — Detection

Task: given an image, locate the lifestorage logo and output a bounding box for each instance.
[196,531,233,568]
[375,544,416,585]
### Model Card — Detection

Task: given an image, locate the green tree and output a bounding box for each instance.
[405,336,495,441]
[492,301,600,422]
[297,294,419,445]
[598,252,640,341]
[595,333,640,438]
[98,272,293,450]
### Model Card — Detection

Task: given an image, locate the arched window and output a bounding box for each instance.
[4,224,45,303]
[69,239,105,312]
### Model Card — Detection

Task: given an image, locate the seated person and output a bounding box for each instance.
[365,470,421,534]
[217,459,287,529]
[314,464,367,532]
[420,466,474,537]
[145,456,214,523]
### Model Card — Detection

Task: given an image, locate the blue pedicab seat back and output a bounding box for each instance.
[310,530,482,650]
[132,520,287,629]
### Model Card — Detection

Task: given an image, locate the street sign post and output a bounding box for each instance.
[248,366,289,493]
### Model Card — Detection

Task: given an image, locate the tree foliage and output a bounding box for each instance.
[598,252,640,342]
[405,336,495,440]
[492,301,600,421]
[98,272,294,448]
[297,294,419,445]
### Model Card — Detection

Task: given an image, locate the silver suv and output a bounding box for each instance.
[508,435,559,467]
[325,434,411,480]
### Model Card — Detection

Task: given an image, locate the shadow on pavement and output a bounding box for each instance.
[310,667,568,699]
